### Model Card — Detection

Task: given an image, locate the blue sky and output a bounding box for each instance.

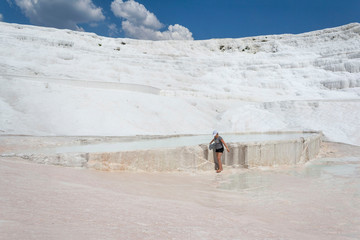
[1,0,359,40]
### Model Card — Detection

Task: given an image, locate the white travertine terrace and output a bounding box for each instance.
[0,22,359,146]
[2,132,322,171]
[87,132,322,171]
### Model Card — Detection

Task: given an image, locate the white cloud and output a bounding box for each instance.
[161,24,194,40]
[122,21,193,40]
[11,0,105,30]
[89,23,99,27]
[111,0,162,30]
[108,23,120,37]
[0,14,3,22]
[111,0,193,40]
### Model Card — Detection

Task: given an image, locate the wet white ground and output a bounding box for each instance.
[1,142,359,240]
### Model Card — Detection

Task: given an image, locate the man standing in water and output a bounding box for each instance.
[209,130,230,173]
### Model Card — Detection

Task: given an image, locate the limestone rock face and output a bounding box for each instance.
[9,133,321,172]
[0,133,321,172]
[86,146,214,172]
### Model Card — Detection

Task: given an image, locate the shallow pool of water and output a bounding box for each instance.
[22,132,317,154]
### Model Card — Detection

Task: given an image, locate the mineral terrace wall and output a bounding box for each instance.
[86,133,322,171]
[2,132,322,172]
[203,133,322,169]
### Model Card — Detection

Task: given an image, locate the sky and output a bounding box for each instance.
[1,0,359,40]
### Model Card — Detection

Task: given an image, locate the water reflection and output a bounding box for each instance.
[217,157,360,200]
[294,157,360,179]
[216,171,271,192]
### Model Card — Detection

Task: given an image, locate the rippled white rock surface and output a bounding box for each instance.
[1,142,359,240]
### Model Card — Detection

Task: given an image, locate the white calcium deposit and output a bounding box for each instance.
[0,22,360,145]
